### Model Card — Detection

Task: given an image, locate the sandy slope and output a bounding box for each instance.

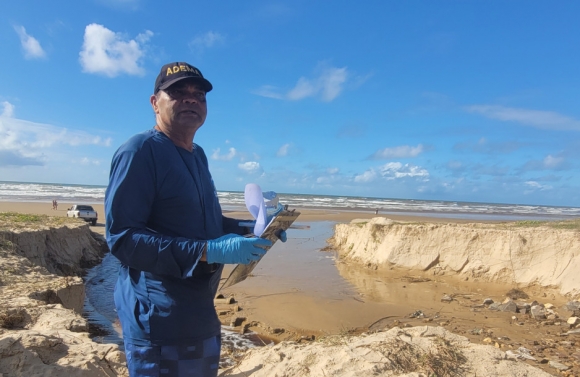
[0,217,128,377]
[225,326,553,377]
[330,217,580,298]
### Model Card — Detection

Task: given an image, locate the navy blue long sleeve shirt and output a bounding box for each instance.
[105,129,244,346]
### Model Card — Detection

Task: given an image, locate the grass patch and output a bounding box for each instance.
[366,335,468,376]
[0,212,45,223]
[513,220,544,227]
[0,212,75,230]
[421,336,469,377]
[512,219,580,230]
[0,308,27,329]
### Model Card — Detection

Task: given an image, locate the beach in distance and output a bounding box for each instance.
[0,199,553,226]
[1,180,580,222]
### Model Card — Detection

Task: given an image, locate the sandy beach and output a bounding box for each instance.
[2,200,579,376]
[0,200,501,226]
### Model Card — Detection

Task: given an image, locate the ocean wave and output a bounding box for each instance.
[1,181,579,219]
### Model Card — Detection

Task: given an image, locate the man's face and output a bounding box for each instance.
[151,80,208,132]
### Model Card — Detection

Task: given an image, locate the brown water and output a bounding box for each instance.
[222,221,572,356]
[87,221,574,374]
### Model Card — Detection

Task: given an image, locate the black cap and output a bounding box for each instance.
[154,62,213,94]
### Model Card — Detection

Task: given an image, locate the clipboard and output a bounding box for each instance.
[219,208,300,290]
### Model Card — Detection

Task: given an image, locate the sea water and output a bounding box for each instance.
[1,180,579,221]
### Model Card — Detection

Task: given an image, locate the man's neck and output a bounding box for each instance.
[155,124,195,151]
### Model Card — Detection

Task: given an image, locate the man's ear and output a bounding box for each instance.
[150,94,159,113]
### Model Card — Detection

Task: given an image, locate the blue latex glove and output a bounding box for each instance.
[206,234,272,264]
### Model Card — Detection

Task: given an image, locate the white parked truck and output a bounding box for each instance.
[67,204,98,226]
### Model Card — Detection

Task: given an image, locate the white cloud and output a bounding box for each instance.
[287,77,317,101]
[80,157,101,165]
[277,143,291,157]
[79,24,153,77]
[466,105,580,131]
[543,155,564,169]
[379,162,429,180]
[0,116,111,167]
[525,181,552,191]
[319,67,348,102]
[189,31,225,51]
[238,161,263,174]
[371,144,424,159]
[211,147,237,161]
[1,102,15,118]
[14,25,46,59]
[254,64,348,102]
[355,163,429,183]
[252,85,284,100]
[314,167,341,184]
[354,169,377,183]
[522,154,567,172]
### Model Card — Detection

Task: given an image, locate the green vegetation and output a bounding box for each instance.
[0,212,45,223]
[0,237,13,248]
[512,219,580,230]
[0,212,76,230]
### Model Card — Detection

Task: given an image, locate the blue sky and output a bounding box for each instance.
[1,1,579,206]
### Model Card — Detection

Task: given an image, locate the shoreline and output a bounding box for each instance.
[0,200,506,227]
[1,199,578,223]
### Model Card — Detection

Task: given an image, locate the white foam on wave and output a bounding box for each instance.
[2,181,579,218]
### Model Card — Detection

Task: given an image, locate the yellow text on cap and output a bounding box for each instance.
[166,65,201,76]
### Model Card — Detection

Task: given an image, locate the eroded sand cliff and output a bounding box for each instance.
[329,217,580,298]
[0,216,127,377]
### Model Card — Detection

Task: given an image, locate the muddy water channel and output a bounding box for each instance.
[223,221,565,332]
[85,221,577,375]
[82,248,261,363]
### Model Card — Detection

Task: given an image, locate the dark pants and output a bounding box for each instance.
[124,335,221,377]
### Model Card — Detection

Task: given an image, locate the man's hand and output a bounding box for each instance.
[206,234,272,264]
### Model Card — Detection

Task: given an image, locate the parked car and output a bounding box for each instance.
[67,204,98,226]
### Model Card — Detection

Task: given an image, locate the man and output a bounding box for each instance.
[105,62,275,377]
